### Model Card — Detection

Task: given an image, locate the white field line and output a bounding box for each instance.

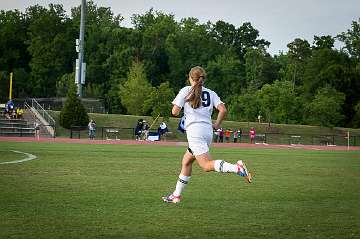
[0,150,37,165]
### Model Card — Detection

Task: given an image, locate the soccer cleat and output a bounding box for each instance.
[236,160,252,183]
[162,194,181,203]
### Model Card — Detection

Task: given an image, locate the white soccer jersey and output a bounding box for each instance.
[172,86,223,129]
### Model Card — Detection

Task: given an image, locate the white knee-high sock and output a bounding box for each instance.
[214,160,239,173]
[173,174,191,197]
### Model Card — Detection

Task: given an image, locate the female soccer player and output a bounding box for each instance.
[162,66,252,204]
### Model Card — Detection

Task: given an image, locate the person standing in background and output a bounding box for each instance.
[249,127,256,144]
[238,128,242,143]
[225,128,232,143]
[233,129,238,143]
[88,120,96,139]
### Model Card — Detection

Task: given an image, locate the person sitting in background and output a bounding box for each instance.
[4,107,11,119]
[5,100,14,112]
[141,120,150,140]
[11,107,16,119]
[16,107,24,119]
[158,122,169,136]
[5,100,14,119]
[135,119,144,140]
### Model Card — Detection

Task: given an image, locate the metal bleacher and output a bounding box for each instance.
[0,104,35,137]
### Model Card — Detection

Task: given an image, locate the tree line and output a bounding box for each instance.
[0,1,359,127]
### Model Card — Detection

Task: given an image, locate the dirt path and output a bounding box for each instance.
[1,136,360,151]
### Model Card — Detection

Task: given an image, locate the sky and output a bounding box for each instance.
[1,0,359,55]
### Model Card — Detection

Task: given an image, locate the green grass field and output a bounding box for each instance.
[0,141,359,239]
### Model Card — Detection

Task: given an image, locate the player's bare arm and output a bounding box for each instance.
[213,103,227,130]
[172,104,181,116]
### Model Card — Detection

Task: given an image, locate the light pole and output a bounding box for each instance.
[75,0,86,97]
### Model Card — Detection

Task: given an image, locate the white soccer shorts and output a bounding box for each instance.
[186,123,213,156]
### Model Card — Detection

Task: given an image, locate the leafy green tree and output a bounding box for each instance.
[286,38,311,88]
[257,80,302,124]
[305,86,345,127]
[344,66,360,126]
[313,35,335,50]
[0,10,29,71]
[256,84,277,124]
[84,83,104,98]
[0,10,30,100]
[59,81,89,129]
[244,47,269,89]
[209,21,270,60]
[351,101,360,128]
[71,1,128,114]
[144,81,174,120]
[234,22,270,59]
[106,37,137,83]
[245,48,263,89]
[27,4,75,97]
[302,47,358,126]
[206,52,244,101]
[336,19,360,126]
[12,68,31,98]
[56,73,74,97]
[165,17,220,90]
[105,31,139,113]
[288,38,312,60]
[71,1,123,88]
[105,78,124,114]
[337,18,360,59]
[132,8,178,86]
[119,61,154,115]
[210,20,237,47]
[302,48,350,96]
[227,91,259,122]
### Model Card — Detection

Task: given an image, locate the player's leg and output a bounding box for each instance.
[189,125,252,182]
[194,152,214,172]
[174,150,195,196]
[195,152,252,183]
[180,149,196,176]
[162,149,195,203]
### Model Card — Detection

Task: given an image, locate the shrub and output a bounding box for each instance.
[59,82,89,129]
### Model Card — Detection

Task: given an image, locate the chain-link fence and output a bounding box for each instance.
[66,127,360,146]
[247,133,360,146]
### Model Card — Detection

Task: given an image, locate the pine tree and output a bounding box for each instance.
[59,82,89,129]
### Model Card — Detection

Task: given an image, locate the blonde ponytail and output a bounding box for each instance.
[186,66,206,109]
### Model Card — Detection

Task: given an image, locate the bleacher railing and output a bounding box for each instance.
[30,99,56,127]
[24,99,56,137]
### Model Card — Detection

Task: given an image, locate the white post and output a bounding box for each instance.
[75,0,86,97]
[347,131,350,151]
